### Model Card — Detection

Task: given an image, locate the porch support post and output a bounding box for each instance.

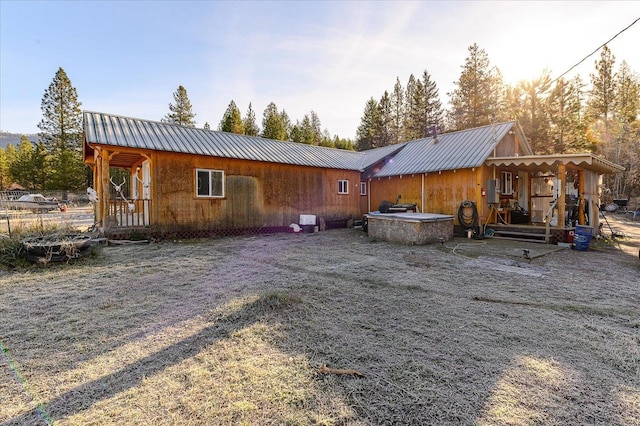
[99,148,112,230]
[578,169,585,225]
[557,163,566,228]
[92,153,100,226]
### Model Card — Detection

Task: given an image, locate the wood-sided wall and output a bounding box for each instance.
[152,151,361,231]
[366,167,494,225]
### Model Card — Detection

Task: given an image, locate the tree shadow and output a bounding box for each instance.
[6,293,288,425]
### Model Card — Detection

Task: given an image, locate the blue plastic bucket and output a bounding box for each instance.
[574,225,593,251]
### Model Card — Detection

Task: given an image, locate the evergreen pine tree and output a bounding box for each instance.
[261,102,287,140]
[289,122,303,143]
[31,142,49,191]
[218,100,245,134]
[0,147,10,190]
[162,85,196,126]
[309,110,322,145]
[203,122,211,130]
[406,79,426,140]
[319,129,334,147]
[391,77,404,144]
[37,67,86,191]
[587,45,617,121]
[517,70,552,154]
[280,110,291,141]
[547,77,589,154]
[9,136,36,189]
[298,115,315,144]
[356,98,381,151]
[378,92,393,146]
[243,103,260,136]
[403,74,417,140]
[614,61,640,123]
[448,43,504,131]
[422,70,445,133]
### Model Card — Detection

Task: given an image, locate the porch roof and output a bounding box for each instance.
[485,153,624,174]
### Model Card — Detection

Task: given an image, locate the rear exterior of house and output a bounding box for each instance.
[84,112,623,241]
[360,122,624,235]
[360,122,532,222]
[83,112,363,237]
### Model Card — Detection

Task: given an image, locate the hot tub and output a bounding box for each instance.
[365,212,454,245]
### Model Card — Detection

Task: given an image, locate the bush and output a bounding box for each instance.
[0,235,27,268]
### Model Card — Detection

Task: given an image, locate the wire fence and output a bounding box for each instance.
[0,190,94,237]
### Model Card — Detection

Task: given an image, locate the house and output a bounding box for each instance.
[82,111,363,237]
[83,112,623,240]
[360,121,624,239]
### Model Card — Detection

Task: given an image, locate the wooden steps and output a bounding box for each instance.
[485,225,549,244]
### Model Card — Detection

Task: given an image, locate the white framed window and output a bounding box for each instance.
[360,182,367,196]
[196,169,225,198]
[501,171,513,195]
[338,179,349,194]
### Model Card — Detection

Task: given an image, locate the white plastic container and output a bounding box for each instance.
[299,215,316,225]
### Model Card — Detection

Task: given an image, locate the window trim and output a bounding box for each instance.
[501,171,513,195]
[338,179,349,195]
[196,168,225,198]
[359,182,367,196]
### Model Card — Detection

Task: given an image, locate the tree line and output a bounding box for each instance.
[355,43,639,198]
[160,85,354,150]
[1,43,638,197]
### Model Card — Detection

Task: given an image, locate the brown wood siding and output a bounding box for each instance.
[368,168,491,224]
[423,169,481,220]
[153,151,360,231]
[493,133,517,157]
[478,165,495,222]
[359,181,369,214]
[368,175,422,213]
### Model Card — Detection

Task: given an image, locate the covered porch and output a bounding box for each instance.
[483,153,624,240]
[84,142,154,230]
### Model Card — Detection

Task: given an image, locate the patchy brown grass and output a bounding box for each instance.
[1,216,639,425]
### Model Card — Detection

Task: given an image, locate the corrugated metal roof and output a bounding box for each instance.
[84,111,366,171]
[363,121,518,177]
[360,142,409,169]
[84,112,529,176]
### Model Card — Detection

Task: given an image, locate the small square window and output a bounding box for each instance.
[196,169,225,198]
[338,179,349,194]
[360,182,367,196]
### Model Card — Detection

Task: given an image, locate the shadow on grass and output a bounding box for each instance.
[7,292,299,425]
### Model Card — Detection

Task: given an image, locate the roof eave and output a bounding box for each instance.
[486,154,625,174]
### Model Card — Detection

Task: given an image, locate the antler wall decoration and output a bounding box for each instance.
[109,176,136,212]
[109,177,127,194]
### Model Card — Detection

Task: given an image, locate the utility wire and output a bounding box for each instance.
[550,17,640,85]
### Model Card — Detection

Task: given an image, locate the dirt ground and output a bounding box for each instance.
[1,214,639,425]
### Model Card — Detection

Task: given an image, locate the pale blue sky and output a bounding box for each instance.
[1,1,639,139]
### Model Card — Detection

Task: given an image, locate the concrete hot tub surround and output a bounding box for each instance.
[366,212,454,245]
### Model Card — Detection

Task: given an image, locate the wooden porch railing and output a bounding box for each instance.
[108,199,151,227]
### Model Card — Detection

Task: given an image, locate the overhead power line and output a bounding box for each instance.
[550,16,640,85]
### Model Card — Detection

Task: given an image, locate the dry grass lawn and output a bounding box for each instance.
[1,215,639,425]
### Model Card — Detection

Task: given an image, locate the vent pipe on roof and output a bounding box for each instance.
[427,124,438,143]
